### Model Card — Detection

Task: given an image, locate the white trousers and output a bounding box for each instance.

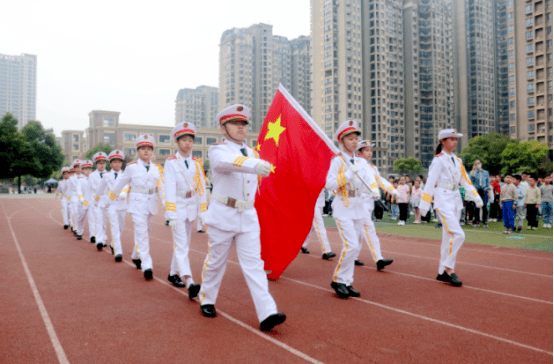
[199,226,277,323]
[108,208,126,256]
[302,208,332,254]
[61,200,69,226]
[69,200,79,230]
[170,219,194,278]
[94,206,108,243]
[131,213,155,271]
[436,208,465,274]
[196,217,204,231]
[357,210,383,262]
[333,217,364,285]
[76,205,88,235]
[88,205,96,239]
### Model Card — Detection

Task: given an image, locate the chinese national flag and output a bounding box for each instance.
[255,84,338,280]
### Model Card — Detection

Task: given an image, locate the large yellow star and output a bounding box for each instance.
[264,115,286,147]
[270,164,276,174]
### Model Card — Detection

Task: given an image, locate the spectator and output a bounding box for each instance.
[470,159,490,227]
[500,174,517,234]
[459,186,466,225]
[416,175,425,190]
[525,175,541,230]
[520,173,530,190]
[513,175,526,233]
[540,175,553,228]
[490,175,501,222]
[390,179,399,220]
[396,176,410,225]
[498,175,506,189]
[411,180,423,223]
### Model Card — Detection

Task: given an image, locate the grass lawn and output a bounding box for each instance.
[323,211,553,252]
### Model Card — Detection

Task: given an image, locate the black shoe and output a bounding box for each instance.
[517,227,522,232]
[354,259,364,266]
[346,285,360,297]
[197,230,205,233]
[436,271,462,287]
[144,269,153,280]
[132,259,142,270]
[330,282,350,299]
[435,224,442,229]
[376,259,393,271]
[201,304,217,318]
[165,220,169,226]
[96,243,103,251]
[115,254,122,262]
[103,243,107,247]
[260,312,286,332]
[167,274,186,288]
[110,245,114,255]
[322,252,336,260]
[89,239,95,244]
[63,225,69,230]
[77,235,82,240]
[188,283,201,299]
[301,247,310,254]
[91,236,96,243]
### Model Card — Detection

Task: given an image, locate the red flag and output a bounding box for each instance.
[255,85,339,280]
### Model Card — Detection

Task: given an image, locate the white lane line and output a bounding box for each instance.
[0,201,70,364]
[280,276,553,356]
[38,203,323,364]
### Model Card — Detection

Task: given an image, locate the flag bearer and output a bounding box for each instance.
[326,120,380,299]
[199,104,286,332]
[301,188,337,260]
[164,122,205,299]
[88,152,109,245]
[418,129,483,287]
[356,140,397,271]
[104,135,164,280]
[95,150,129,261]
[76,160,93,240]
[59,167,71,229]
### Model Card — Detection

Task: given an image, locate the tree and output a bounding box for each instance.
[85,143,113,161]
[500,140,551,175]
[393,157,424,178]
[21,121,65,181]
[460,133,514,174]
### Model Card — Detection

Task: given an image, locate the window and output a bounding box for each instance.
[525,5,532,14]
[103,116,114,127]
[194,137,203,145]
[510,114,516,121]
[192,150,203,159]
[528,124,535,132]
[104,133,115,146]
[508,25,514,33]
[124,133,136,142]
[73,144,79,151]
[526,18,533,27]
[508,12,513,20]
[206,137,217,144]
[509,76,515,84]
[509,88,515,96]
[159,135,170,143]
[510,101,515,109]
[527,84,535,92]
[508,50,514,58]
[527,71,534,79]
[528,97,535,105]
[526,57,534,66]
[509,63,515,71]
[528,110,535,119]
[159,149,171,156]
[508,0,513,8]
[124,148,135,157]
[510,126,515,134]
[526,44,534,53]
[526,31,533,40]
[73,134,79,142]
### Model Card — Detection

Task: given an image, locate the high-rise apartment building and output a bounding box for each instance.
[494,0,510,135]
[219,24,310,132]
[508,0,553,146]
[0,53,37,130]
[291,36,312,114]
[175,86,219,128]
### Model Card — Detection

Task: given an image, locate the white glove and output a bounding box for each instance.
[475,198,484,209]
[168,220,177,230]
[79,197,84,204]
[371,190,380,199]
[390,190,399,197]
[104,202,110,208]
[119,192,127,200]
[349,164,358,174]
[255,160,271,177]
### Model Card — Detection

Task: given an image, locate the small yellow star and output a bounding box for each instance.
[255,143,261,152]
[270,164,276,174]
[264,115,286,147]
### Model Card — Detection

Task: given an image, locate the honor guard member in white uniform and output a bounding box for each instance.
[326,120,380,299]
[419,129,483,287]
[59,167,71,229]
[356,140,397,270]
[301,188,337,260]
[68,160,85,238]
[95,150,129,261]
[87,152,108,244]
[81,160,98,243]
[106,135,165,280]
[164,122,205,298]
[76,160,93,240]
[199,104,286,332]
[67,167,76,232]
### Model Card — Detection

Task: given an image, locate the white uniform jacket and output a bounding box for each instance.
[361,162,396,211]
[325,152,379,220]
[86,170,104,206]
[419,152,481,213]
[58,179,68,201]
[95,170,128,211]
[164,152,208,222]
[109,159,164,215]
[203,141,261,233]
[67,174,84,202]
[78,176,90,209]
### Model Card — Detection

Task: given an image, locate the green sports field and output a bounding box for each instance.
[323,212,553,252]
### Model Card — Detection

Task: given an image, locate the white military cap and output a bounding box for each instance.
[72,159,81,168]
[135,134,156,149]
[438,129,463,140]
[61,166,70,173]
[357,140,375,151]
[334,120,361,142]
[81,160,93,168]
[172,122,196,140]
[108,149,125,161]
[93,152,108,163]
[216,104,250,125]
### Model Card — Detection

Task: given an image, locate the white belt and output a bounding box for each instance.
[177,190,193,198]
[131,187,157,195]
[212,192,254,213]
[438,182,458,191]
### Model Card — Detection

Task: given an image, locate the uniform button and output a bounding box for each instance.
[247,181,250,183]
[247,193,250,196]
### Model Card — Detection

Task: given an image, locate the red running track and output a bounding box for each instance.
[1,198,552,364]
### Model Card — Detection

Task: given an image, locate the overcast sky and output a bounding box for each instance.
[4,0,311,136]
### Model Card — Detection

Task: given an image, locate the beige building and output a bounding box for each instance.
[175,86,219,128]
[60,130,87,164]
[508,0,553,146]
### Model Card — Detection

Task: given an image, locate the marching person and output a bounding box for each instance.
[76,160,93,241]
[199,104,286,332]
[103,135,164,280]
[326,121,380,299]
[68,160,85,238]
[300,188,337,260]
[59,166,71,229]
[163,122,205,298]
[87,152,109,245]
[419,129,483,287]
[95,150,129,261]
[356,140,396,270]
[67,167,76,232]
[81,160,98,243]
